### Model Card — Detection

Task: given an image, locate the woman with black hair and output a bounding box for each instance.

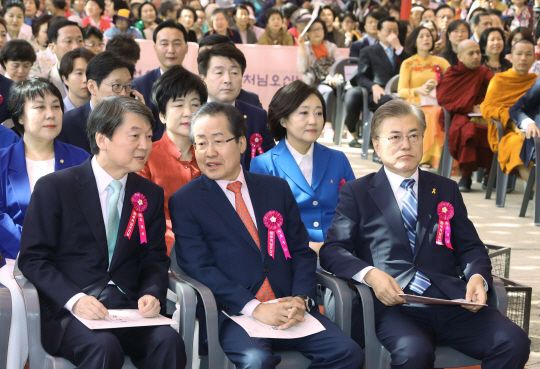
[0,40,36,82]
[82,0,111,33]
[439,19,471,66]
[479,27,511,74]
[134,1,160,39]
[4,1,33,41]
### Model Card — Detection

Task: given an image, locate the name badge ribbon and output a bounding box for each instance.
[263,211,291,259]
[250,133,264,159]
[124,193,148,244]
[436,202,454,250]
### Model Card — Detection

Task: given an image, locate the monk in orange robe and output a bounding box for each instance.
[481,40,538,178]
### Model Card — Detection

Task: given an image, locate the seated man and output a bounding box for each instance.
[170,102,363,369]
[437,40,494,192]
[481,39,538,180]
[320,99,530,369]
[349,10,385,58]
[19,96,186,368]
[198,44,274,170]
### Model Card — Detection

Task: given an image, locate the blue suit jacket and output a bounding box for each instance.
[237,89,263,109]
[170,170,317,327]
[250,140,355,242]
[320,167,492,300]
[235,99,275,171]
[349,38,371,58]
[0,125,19,149]
[0,74,13,124]
[0,139,89,264]
[509,76,540,127]
[132,67,165,140]
[57,100,92,153]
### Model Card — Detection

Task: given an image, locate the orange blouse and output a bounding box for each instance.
[138,132,201,254]
[312,43,330,60]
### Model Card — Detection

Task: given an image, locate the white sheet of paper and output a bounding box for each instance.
[73,309,178,330]
[300,3,321,38]
[5,258,15,279]
[468,113,482,117]
[398,294,487,307]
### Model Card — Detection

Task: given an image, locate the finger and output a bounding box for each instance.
[89,298,109,317]
[86,304,107,319]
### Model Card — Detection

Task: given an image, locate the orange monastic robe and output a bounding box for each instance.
[480,69,538,174]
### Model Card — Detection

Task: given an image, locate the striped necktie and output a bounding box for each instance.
[401,179,431,295]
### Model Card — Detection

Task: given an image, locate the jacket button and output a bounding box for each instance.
[414,263,419,268]
[313,201,318,206]
[247,286,251,289]
[264,267,269,273]
[313,222,319,227]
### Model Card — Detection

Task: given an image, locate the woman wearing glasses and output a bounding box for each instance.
[138,66,206,255]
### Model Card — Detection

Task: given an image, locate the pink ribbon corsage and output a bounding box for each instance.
[339,178,346,191]
[124,193,148,244]
[434,65,442,84]
[263,211,291,259]
[250,133,264,159]
[436,202,454,250]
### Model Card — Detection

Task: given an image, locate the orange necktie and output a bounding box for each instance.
[227,181,276,302]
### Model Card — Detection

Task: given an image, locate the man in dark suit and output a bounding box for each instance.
[132,20,189,141]
[0,73,13,124]
[170,102,363,369]
[19,96,186,369]
[319,99,530,369]
[198,44,274,170]
[58,51,141,153]
[348,10,385,58]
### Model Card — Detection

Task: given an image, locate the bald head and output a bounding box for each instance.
[511,40,535,75]
[457,40,481,69]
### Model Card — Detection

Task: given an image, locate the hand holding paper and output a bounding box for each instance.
[463,274,487,312]
[252,297,306,330]
[73,296,109,320]
[364,268,406,306]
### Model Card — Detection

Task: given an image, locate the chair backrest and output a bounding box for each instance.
[329,57,359,82]
[384,74,400,94]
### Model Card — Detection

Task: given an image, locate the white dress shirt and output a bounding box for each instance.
[63,95,75,113]
[285,138,314,185]
[519,117,535,131]
[26,157,55,193]
[64,156,128,312]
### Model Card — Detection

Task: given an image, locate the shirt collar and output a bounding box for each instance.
[91,156,128,194]
[384,166,419,193]
[284,137,314,166]
[366,35,378,45]
[216,165,246,192]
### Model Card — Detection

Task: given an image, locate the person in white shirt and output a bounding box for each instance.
[59,48,94,113]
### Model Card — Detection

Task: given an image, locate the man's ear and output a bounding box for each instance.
[239,135,247,154]
[87,79,97,96]
[95,131,108,152]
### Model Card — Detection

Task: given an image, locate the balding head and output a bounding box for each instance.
[511,40,535,75]
[457,40,481,69]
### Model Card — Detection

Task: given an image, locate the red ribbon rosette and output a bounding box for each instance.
[434,65,442,84]
[436,202,454,250]
[250,133,264,159]
[124,193,148,244]
[339,178,346,191]
[263,211,291,259]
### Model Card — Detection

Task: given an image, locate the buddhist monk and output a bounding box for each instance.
[437,40,494,192]
[481,39,538,181]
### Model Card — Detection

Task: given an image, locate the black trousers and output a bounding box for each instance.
[343,86,393,134]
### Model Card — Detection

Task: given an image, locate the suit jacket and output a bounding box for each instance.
[250,140,355,242]
[0,125,18,149]
[509,76,540,128]
[235,99,275,171]
[203,28,242,44]
[237,88,263,109]
[231,25,258,44]
[319,167,492,300]
[132,67,165,140]
[18,158,170,354]
[0,139,89,264]
[349,37,371,58]
[0,74,13,123]
[356,43,409,90]
[328,28,346,48]
[169,170,317,328]
[48,65,68,99]
[57,100,92,153]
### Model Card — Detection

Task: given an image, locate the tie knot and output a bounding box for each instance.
[109,180,122,194]
[227,181,242,194]
[401,178,415,190]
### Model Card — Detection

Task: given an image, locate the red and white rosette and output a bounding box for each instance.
[124,193,148,244]
[263,210,291,259]
[250,133,264,159]
[436,201,454,250]
[339,178,346,191]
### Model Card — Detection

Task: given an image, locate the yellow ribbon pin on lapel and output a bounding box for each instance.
[432,188,436,194]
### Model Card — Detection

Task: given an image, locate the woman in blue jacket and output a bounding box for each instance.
[250,80,355,255]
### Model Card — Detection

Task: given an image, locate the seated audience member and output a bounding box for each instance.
[439,19,471,66]
[288,8,310,43]
[319,5,345,48]
[470,12,492,42]
[232,4,257,44]
[0,124,19,148]
[59,47,94,112]
[71,0,86,19]
[129,0,143,19]
[479,27,511,74]
[297,18,342,127]
[32,14,53,57]
[421,7,435,21]
[410,6,424,29]
[502,0,531,31]
[177,5,199,42]
[4,1,33,42]
[280,2,297,29]
[105,0,128,20]
[46,0,82,25]
[419,19,444,55]
[434,4,455,33]
[132,21,188,140]
[105,33,141,64]
[134,2,159,39]
[139,66,206,254]
[258,8,294,45]
[398,26,450,168]
[350,10,386,57]
[417,0,437,10]
[508,26,534,49]
[83,25,105,55]
[104,9,143,39]
[204,8,242,43]
[345,16,408,148]
[0,40,36,82]
[0,74,14,125]
[198,44,274,170]
[481,40,537,179]
[250,80,355,255]
[170,101,364,369]
[319,98,530,368]
[471,0,507,12]
[24,0,40,26]
[389,4,400,20]
[341,11,360,47]
[58,51,140,152]
[487,9,504,29]
[437,40,494,191]
[18,95,186,369]
[82,0,111,33]
[160,0,177,21]
[193,8,206,41]
[0,77,89,264]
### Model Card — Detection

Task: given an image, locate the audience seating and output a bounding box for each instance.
[519,136,540,225]
[485,120,512,207]
[0,278,11,369]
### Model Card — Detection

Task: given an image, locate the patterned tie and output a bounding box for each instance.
[227,181,276,302]
[401,179,431,295]
[106,180,123,266]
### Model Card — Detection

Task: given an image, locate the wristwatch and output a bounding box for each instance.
[295,294,314,312]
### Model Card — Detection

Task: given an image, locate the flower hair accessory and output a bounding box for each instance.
[263,211,291,259]
[436,202,454,250]
[124,193,148,244]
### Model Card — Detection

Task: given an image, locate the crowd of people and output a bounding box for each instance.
[0,0,538,367]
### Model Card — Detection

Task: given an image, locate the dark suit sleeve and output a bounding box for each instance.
[319,181,371,280]
[356,48,375,90]
[509,80,539,128]
[260,111,275,153]
[349,41,360,58]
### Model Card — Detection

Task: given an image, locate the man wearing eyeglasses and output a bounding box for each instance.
[58,51,144,153]
[320,99,530,369]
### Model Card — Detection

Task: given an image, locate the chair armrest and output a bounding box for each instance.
[360,87,369,114]
[534,136,540,157]
[168,274,196,369]
[385,75,400,94]
[491,275,507,316]
[0,282,11,369]
[443,107,451,132]
[316,270,352,336]
[490,120,505,143]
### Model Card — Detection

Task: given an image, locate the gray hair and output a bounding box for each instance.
[189,101,246,143]
[87,95,155,155]
[371,99,426,139]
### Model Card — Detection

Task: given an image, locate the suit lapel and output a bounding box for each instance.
[245,171,269,261]
[414,170,438,257]
[375,44,394,71]
[311,143,330,192]
[273,140,315,197]
[7,140,31,216]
